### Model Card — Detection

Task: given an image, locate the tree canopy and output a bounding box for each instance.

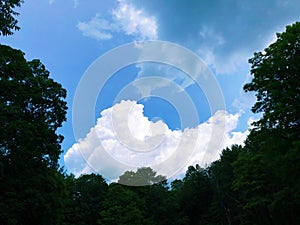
[0,0,23,36]
[244,22,300,137]
[0,45,67,167]
[0,44,67,225]
[118,167,167,186]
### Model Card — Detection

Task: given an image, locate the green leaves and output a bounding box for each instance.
[0,45,67,165]
[118,167,167,186]
[0,0,23,36]
[240,22,300,224]
[244,22,300,135]
[99,183,145,225]
[0,44,68,224]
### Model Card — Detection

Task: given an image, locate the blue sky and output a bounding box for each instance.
[1,0,299,180]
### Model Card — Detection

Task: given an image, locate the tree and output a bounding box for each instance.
[118,167,166,186]
[232,150,275,225]
[115,167,173,225]
[0,44,67,224]
[238,22,300,225]
[208,145,244,225]
[178,165,213,224]
[98,183,145,225]
[0,0,23,36]
[0,45,67,166]
[244,22,300,138]
[233,131,300,225]
[63,174,108,225]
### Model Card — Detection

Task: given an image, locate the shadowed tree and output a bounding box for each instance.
[98,183,145,225]
[244,21,300,138]
[208,145,244,225]
[0,0,23,36]
[118,167,166,186]
[63,174,108,225]
[0,45,67,225]
[178,165,213,224]
[112,167,174,225]
[234,21,300,225]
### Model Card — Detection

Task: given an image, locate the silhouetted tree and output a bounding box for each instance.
[0,45,67,225]
[0,0,23,36]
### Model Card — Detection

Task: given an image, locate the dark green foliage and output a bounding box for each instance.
[208,145,244,225]
[233,21,300,225]
[63,174,108,225]
[115,167,173,225]
[244,22,300,137]
[0,45,67,225]
[177,165,213,225]
[98,183,145,225]
[0,45,67,166]
[0,0,23,36]
[232,133,300,225]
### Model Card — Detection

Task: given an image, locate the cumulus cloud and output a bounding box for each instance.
[64,100,249,180]
[77,0,157,40]
[112,0,158,39]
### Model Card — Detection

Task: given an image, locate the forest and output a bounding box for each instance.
[0,1,299,225]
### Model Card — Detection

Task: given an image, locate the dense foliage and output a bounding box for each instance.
[0,2,299,224]
[0,0,23,36]
[0,45,67,225]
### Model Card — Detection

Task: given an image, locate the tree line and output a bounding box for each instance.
[0,1,299,224]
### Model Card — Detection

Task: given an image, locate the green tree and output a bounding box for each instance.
[244,22,300,137]
[98,183,145,225]
[235,21,300,225]
[0,0,23,36]
[178,165,213,224]
[117,167,173,225]
[208,145,244,225]
[118,167,166,186]
[63,174,108,225]
[232,150,275,225]
[233,132,300,225]
[0,45,67,166]
[0,45,67,225]
[143,180,175,225]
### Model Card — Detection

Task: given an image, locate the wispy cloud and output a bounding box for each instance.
[232,73,256,111]
[64,100,248,179]
[77,14,119,40]
[77,0,157,41]
[127,0,300,74]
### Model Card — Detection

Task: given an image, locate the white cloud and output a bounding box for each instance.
[131,41,212,97]
[196,23,290,75]
[65,100,249,180]
[133,63,193,97]
[77,15,119,40]
[112,0,158,40]
[196,26,251,75]
[77,0,157,41]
